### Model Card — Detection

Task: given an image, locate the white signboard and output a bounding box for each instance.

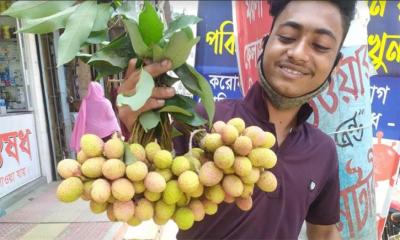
[0,113,41,198]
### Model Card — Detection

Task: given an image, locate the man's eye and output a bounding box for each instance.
[313,43,330,51]
[278,35,295,43]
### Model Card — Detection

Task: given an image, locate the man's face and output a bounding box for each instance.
[262,1,344,98]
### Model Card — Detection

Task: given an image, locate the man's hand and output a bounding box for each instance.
[306,222,342,240]
[118,58,176,132]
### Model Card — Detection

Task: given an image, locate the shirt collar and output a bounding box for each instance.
[243,81,313,127]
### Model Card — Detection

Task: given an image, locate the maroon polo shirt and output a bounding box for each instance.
[173,81,340,239]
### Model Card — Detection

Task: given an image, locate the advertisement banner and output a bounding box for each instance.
[195,1,242,101]
[367,1,400,76]
[232,1,272,95]
[0,114,41,198]
[308,45,376,239]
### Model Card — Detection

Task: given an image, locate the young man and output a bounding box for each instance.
[118,0,356,239]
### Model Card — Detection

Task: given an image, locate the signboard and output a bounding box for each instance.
[195,0,242,101]
[308,45,376,239]
[232,1,272,95]
[0,114,41,198]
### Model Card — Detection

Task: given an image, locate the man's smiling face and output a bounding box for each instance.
[262,1,344,98]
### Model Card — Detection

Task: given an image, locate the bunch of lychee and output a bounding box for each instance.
[55,117,278,231]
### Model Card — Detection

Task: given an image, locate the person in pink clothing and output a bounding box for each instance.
[70,81,121,152]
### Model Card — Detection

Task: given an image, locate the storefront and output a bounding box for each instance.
[0,5,52,204]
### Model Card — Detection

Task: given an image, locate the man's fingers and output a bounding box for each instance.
[144,59,172,78]
[151,87,175,99]
[139,98,165,113]
[125,59,137,80]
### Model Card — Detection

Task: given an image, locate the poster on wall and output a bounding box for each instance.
[232,1,272,95]
[195,0,242,102]
[0,114,41,198]
[367,1,400,238]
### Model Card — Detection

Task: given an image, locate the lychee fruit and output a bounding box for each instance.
[188,183,204,198]
[213,146,235,170]
[113,200,135,222]
[133,181,145,194]
[178,170,200,194]
[205,184,225,204]
[153,150,173,169]
[134,198,154,221]
[212,121,226,134]
[103,138,124,159]
[56,177,83,203]
[173,207,195,230]
[261,131,276,149]
[202,133,223,152]
[235,197,253,211]
[145,142,161,162]
[57,159,81,179]
[107,204,117,221]
[222,175,244,197]
[144,190,161,202]
[91,178,111,203]
[81,180,94,201]
[248,148,276,168]
[257,170,278,192]
[243,126,267,147]
[77,150,87,164]
[129,143,146,162]
[171,156,191,176]
[199,162,223,186]
[127,216,142,226]
[102,159,125,180]
[81,157,105,178]
[189,200,205,221]
[233,156,252,177]
[227,118,246,134]
[80,134,104,157]
[111,178,135,201]
[233,136,253,156]
[90,200,108,214]
[202,199,218,215]
[162,180,183,205]
[220,124,239,145]
[144,171,166,193]
[155,200,176,220]
[241,167,260,184]
[126,161,148,182]
[156,168,173,182]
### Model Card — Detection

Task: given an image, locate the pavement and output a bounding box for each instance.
[0,181,179,240]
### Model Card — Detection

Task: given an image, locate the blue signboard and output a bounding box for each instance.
[195,0,242,101]
[370,76,400,141]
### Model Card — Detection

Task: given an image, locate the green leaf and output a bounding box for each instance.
[117,68,155,111]
[165,15,202,38]
[164,31,200,69]
[113,0,138,21]
[92,3,113,31]
[167,94,207,127]
[123,19,151,57]
[138,1,164,46]
[174,65,201,95]
[171,127,183,138]
[182,27,194,40]
[171,111,207,127]
[139,111,161,132]
[2,1,74,19]
[177,64,215,128]
[152,44,165,62]
[123,142,137,165]
[57,1,98,66]
[159,105,192,117]
[88,34,134,70]
[161,74,180,87]
[76,53,92,63]
[17,5,77,34]
[86,30,108,44]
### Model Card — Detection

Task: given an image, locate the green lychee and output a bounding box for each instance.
[144,190,161,202]
[81,157,106,178]
[126,161,148,182]
[80,134,104,157]
[261,131,276,149]
[233,156,252,177]
[129,143,146,162]
[162,180,184,205]
[145,142,161,162]
[227,118,246,134]
[205,184,225,204]
[156,168,173,182]
[171,156,191,176]
[202,199,218,215]
[241,183,254,198]
[257,170,278,192]
[133,181,145,194]
[103,138,124,159]
[233,136,253,156]
[178,170,200,194]
[56,177,83,203]
[90,200,108,214]
[241,167,260,184]
[155,200,176,220]
[77,150,87,164]
[202,133,223,152]
[173,207,195,230]
[220,124,239,145]
[107,204,117,221]
[127,216,142,226]
[81,180,94,201]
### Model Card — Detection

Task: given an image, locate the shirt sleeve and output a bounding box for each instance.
[305,147,340,225]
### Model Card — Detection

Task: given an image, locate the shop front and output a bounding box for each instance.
[0,4,52,206]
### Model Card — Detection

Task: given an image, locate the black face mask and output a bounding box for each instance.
[257,35,342,110]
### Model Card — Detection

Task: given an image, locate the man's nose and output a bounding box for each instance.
[287,39,310,63]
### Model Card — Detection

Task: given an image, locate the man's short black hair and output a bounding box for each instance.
[267,0,357,40]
